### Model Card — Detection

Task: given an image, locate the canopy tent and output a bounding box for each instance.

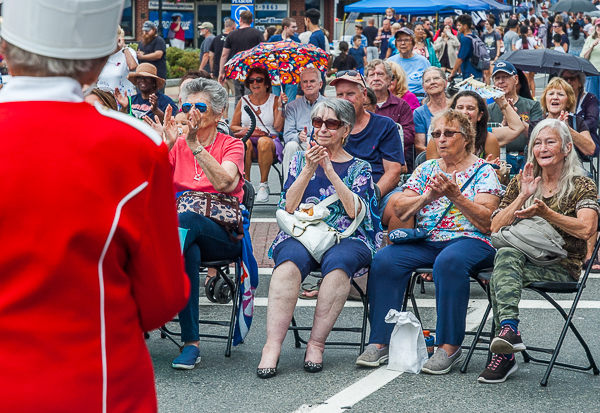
[345,0,509,13]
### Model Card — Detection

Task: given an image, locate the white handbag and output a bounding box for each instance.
[275,192,366,262]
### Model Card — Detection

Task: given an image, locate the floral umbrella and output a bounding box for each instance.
[224,40,329,86]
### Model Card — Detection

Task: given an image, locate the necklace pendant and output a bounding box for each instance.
[194,174,202,181]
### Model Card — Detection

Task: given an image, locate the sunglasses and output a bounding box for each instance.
[562,76,577,82]
[336,70,367,88]
[248,77,265,84]
[181,102,208,113]
[312,117,344,130]
[431,130,463,139]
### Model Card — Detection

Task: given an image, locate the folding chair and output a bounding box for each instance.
[160,181,256,357]
[401,267,495,360]
[462,226,600,386]
[289,270,370,354]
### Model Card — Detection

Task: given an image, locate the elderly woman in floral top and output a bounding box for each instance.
[257,98,382,378]
[356,109,503,374]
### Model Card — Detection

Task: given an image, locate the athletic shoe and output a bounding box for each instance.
[172,345,201,370]
[421,347,462,375]
[355,344,389,367]
[490,325,526,354]
[478,354,518,383]
[256,182,270,203]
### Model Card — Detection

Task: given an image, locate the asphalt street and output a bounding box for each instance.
[149,74,600,412]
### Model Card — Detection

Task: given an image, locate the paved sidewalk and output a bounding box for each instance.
[248,222,278,268]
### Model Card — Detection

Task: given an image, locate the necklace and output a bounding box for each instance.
[543,182,558,194]
[193,133,217,181]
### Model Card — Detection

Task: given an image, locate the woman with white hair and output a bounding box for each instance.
[167,78,246,370]
[478,119,599,384]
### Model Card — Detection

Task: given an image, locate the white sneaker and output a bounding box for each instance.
[256,182,270,203]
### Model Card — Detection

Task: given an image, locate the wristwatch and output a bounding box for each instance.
[192,145,204,156]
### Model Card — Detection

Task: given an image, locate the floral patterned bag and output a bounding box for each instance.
[176,191,244,242]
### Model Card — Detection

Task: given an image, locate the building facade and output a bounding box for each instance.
[126,0,335,48]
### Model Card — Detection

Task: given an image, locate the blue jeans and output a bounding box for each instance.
[368,237,495,346]
[272,83,298,102]
[178,212,242,342]
[506,153,525,174]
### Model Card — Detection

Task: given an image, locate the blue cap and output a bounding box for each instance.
[492,61,517,76]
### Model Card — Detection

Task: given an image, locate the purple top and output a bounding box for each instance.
[401,91,421,111]
[375,93,416,171]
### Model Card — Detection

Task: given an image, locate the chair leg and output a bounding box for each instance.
[290,316,302,348]
[352,278,369,354]
[225,260,242,357]
[460,301,492,373]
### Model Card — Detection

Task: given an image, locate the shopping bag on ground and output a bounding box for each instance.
[385,310,429,373]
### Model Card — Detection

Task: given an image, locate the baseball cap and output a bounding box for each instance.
[329,70,367,88]
[199,22,214,30]
[595,19,600,26]
[492,61,517,76]
[142,21,156,31]
[395,27,415,39]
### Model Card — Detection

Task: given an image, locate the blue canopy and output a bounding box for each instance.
[344,0,508,13]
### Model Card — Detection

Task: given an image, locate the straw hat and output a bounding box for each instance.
[127,63,166,89]
[0,0,124,60]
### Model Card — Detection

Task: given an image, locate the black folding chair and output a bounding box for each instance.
[160,181,256,357]
[289,270,370,354]
[401,267,495,361]
[462,227,600,386]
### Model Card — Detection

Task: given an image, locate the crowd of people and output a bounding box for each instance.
[85,6,600,384]
[3,3,600,410]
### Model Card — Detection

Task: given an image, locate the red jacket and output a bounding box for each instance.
[0,77,189,413]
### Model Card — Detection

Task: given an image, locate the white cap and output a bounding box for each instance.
[0,0,125,60]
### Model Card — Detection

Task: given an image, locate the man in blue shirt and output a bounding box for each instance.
[305,9,326,50]
[449,14,483,81]
[268,17,300,43]
[270,17,300,102]
[377,19,392,60]
[387,27,431,96]
[330,71,404,225]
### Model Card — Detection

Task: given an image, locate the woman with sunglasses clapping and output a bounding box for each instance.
[257,98,382,378]
[357,109,503,374]
[231,65,286,203]
[146,78,246,370]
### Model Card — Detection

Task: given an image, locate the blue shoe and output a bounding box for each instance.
[172,345,201,370]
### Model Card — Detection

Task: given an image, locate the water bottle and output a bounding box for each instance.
[423,330,435,358]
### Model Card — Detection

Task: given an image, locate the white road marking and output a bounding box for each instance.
[250,217,278,223]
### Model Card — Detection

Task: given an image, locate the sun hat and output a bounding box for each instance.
[0,0,124,60]
[127,63,166,90]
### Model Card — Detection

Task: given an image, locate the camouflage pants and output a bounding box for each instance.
[490,247,571,334]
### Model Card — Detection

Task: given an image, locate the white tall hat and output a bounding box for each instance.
[0,0,125,60]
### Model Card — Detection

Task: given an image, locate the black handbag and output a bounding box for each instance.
[389,163,486,244]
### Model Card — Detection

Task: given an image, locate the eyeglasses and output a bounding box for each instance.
[336,70,367,88]
[396,38,412,44]
[181,102,208,113]
[312,117,344,130]
[431,130,463,139]
[424,76,443,84]
[562,76,577,82]
[248,77,265,84]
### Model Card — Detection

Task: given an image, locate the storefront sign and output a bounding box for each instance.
[149,1,194,11]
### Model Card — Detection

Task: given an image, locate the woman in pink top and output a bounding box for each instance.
[151,78,245,370]
[169,14,186,49]
[388,61,420,110]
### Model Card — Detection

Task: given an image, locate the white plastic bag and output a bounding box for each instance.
[385,310,429,374]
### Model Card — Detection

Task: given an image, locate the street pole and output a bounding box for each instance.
[158,0,163,37]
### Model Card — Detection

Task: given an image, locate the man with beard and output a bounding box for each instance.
[137,20,167,92]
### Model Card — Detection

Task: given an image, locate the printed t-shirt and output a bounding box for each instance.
[130,92,177,120]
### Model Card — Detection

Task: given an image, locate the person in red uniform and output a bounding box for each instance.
[0,1,189,412]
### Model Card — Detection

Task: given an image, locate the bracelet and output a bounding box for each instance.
[192,146,204,156]
[500,103,509,111]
